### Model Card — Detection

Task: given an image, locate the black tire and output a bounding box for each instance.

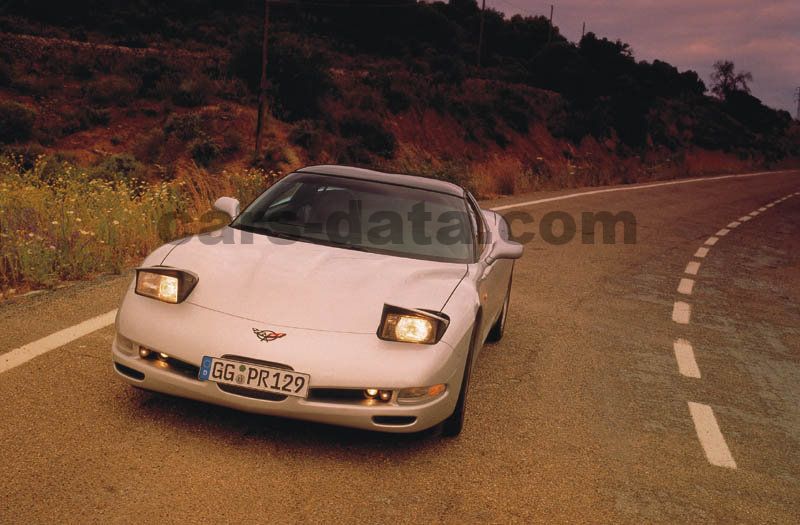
[486,276,512,343]
[441,320,480,437]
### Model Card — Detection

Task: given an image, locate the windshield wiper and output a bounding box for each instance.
[234,223,370,253]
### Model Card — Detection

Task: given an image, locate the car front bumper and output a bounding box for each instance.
[111,296,469,433]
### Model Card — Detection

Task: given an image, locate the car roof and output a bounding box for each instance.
[296,165,465,197]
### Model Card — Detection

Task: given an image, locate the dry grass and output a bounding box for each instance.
[0,155,275,292]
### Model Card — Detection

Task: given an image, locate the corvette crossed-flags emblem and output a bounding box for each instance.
[252,327,286,342]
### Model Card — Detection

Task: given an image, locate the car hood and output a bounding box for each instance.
[161,227,468,333]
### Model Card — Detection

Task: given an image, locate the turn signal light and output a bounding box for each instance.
[398,384,447,404]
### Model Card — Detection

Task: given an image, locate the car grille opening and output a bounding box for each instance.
[216,384,288,401]
[308,388,366,403]
[372,416,417,426]
[163,356,200,379]
[221,355,293,370]
[114,362,145,381]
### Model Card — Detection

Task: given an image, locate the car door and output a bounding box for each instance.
[466,193,505,343]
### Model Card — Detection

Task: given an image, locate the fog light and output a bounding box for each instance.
[364,388,379,399]
[398,384,447,403]
[158,352,169,360]
[378,390,392,402]
[138,347,151,358]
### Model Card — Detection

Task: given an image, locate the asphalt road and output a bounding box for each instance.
[1,171,799,523]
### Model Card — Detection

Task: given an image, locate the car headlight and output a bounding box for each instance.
[135,267,198,304]
[377,305,449,344]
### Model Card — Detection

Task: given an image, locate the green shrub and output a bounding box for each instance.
[172,74,214,107]
[222,129,244,155]
[190,136,221,166]
[494,88,532,134]
[230,32,334,121]
[11,74,58,97]
[84,76,138,106]
[289,120,325,159]
[134,128,166,162]
[0,101,37,143]
[89,154,147,186]
[61,107,111,134]
[0,59,11,87]
[163,113,203,140]
[338,113,396,158]
[129,56,176,98]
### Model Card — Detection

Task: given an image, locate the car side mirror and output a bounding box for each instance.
[486,237,523,265]
[213,197,240,219]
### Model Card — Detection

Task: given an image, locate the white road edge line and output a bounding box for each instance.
[684,261,701,275]
[688,402,737,469]
[694,247,710,258]
[672,301,691,324]
[0,310,117,374]
[674,339,701,378]
[677,278,695,295]
[489,170,795,212]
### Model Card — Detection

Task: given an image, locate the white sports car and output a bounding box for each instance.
[112,165,522,435]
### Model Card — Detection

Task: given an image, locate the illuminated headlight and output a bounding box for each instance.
[377,305,449,345]
[135,267,198,304]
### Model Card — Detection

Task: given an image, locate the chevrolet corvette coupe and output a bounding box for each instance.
[112,165,522,435]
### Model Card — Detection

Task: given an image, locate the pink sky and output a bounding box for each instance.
[492,0,800,115]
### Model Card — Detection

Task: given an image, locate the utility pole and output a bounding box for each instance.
[581,21,585,39]
[547,4,554,44]
[795,87,800,120]
[254,0,270,157]
[477,0,486,67]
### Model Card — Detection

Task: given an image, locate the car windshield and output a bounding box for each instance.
[231,172,474,263]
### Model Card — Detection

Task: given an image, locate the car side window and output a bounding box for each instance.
[465,193,488,257]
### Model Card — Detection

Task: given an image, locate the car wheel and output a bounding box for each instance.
[486,277,512,343]
[441,321,479,437]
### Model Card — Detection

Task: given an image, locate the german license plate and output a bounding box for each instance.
[198,356,310,398]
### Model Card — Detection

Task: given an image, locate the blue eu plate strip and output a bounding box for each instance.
[198,356,213,381]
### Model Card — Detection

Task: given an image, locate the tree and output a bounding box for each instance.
[710,60,753,100]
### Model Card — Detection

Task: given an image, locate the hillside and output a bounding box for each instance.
[1,0,799,295]
[0,0,797,195]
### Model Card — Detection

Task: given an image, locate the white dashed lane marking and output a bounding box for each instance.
[674,339,701,378]
[672,301,692,324]
[688,402,737,469]
[684,261,701,275]
[677,278,695,295]
[670,190,799,470]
